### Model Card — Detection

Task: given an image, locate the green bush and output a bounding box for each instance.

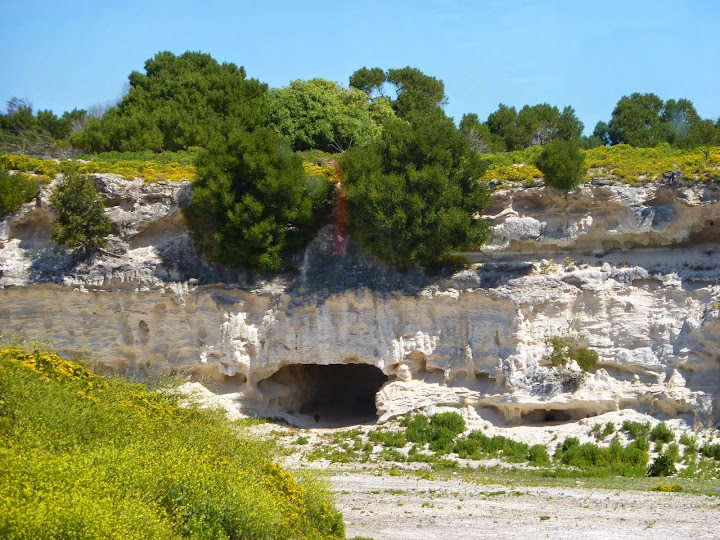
[701,443,720,460]
[0,169,39,215]
[402,412,466,454]
[622,420,651,438]
[182,128,334,272]
[0,348,344,539]
[665,443,681,462]
[554,439,649,476]
[535,140,587,193]
[50,170,111,252]
[603,422,616,437]
[650,422,674,443]
[647,453,677,477]
[546,336,598,372]
[342,105,491,269]
[528,444,551,466]
[368,429,407,448]
[454,431,529,463]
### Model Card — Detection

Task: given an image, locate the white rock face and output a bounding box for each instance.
[1,176,718,427]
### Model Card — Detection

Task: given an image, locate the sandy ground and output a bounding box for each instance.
[329,473,720,540]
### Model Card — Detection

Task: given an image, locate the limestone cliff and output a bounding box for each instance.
[1,174,718,428]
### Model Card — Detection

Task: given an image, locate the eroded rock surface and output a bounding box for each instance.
[1,176,718,428]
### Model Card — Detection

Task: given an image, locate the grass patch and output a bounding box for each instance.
[0,348,344,539]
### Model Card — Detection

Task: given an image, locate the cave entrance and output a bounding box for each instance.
[262,363,388,427]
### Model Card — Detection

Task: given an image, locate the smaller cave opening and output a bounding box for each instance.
[261,363,389,427]
[522,408,573,425]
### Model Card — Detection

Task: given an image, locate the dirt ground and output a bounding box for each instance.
[329,472,720,540]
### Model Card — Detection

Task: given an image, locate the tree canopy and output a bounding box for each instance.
[464,102,583,153]
[71,51,268,153]
[342,104,491,269]
[266,79,391,152]
[50,170,111,252]
[535,140,587,193]
[182,128,334,272]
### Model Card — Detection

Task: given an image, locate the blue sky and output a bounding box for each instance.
[1,0,718,134]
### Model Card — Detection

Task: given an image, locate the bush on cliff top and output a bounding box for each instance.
[0,347,344,539]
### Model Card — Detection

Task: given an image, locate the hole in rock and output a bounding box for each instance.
[262,363,388,427]
[521,408,573,424]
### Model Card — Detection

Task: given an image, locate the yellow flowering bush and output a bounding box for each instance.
[303,161,341,182]
[481,163,543,182]
[0,348,345,539]
[0,153,197,183]
[480,144,720,186]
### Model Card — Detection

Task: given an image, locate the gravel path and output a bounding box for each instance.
[330,473,720,539]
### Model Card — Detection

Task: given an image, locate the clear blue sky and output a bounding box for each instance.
[1,0,718,134]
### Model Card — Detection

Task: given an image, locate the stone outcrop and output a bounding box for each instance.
[1,175,718,428]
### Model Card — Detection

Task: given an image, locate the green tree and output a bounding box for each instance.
[662,98,700,147]
[50,171,111,252]
[536,140,586,193]
[267,79,383,152]
[342,106,490,269]
[608,93,668,147]
[459,113,505,153]
[592,121,610,146]
[72,51,268,152]
[182,128,334,272]
[349,67,386,96]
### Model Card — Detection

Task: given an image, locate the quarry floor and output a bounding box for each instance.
[247,416,720,540]
[329,472,720,539]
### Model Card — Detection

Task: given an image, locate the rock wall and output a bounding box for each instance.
[1,174,719,427]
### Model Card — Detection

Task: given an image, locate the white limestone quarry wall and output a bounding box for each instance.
[1,176,719,427]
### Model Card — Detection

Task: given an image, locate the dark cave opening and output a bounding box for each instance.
[264,363,389,427]
[522,408,573,424]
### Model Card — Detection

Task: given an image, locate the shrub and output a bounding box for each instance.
[665,443,681,462]
[651,484,683,492]
[50,170,111,252]
[679,432,697,451]
[554,439,649,476]
[650,422,674,443]
[701,443,720,460]
[647,453,677,477]
[342,106,491,269]
[0,169,39,215]
[368,429,407,448]
[546,336,598,372]
[182,128,334,272]
[535,140,587,193]
[631,436,650,452]
[603,422,616,437]
[453,431,529,463]
[402,412,466,454]
[622,420,651,438]
[528,444,551,466]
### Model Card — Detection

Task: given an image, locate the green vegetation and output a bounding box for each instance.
[622,420,651,438]
[71,51,267,153]
[342,105,491,269]
[0,348,344,539]
[2,51,719,272]
[0,169,39,215]
[647,453,677,477]
[182,128,334,272]
[1,151,197,182]
[554,438,649,477]
[50,170,111,252]
[546,336,599,372]
[535,140,587,193]
[267,78,391,152]
[650,422,674,444]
